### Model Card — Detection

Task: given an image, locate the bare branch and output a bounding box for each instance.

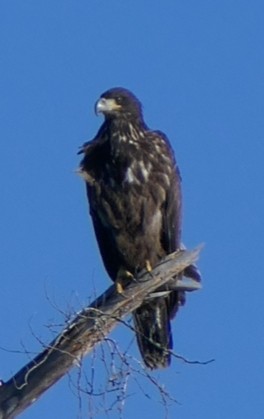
[0,246,202,419]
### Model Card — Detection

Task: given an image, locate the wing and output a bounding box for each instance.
[79,133,125,282]
[145,131,185,322]
[146,130,182,254]
[153,132,201,320]
[162,163,182,253]
[87,185,124,281]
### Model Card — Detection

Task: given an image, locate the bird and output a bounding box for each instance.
[78,87,201,369]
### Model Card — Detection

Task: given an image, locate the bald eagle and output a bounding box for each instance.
[79,88,200,369]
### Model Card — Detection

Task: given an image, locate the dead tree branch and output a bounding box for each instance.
[0,246,202,419]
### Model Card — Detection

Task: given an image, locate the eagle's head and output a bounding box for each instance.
[95,87,143,122]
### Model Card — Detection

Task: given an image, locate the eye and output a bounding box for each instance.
[115,96,123,104]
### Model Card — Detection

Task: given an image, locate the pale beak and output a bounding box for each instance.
[95,98,121,115]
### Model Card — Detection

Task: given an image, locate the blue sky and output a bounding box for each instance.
[1,0,263,418]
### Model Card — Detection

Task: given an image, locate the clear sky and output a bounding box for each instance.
[1,1,263,418]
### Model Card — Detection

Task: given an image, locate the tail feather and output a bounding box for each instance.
[133,261,201,369]
[133,298,172,369]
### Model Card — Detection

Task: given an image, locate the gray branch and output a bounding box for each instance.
[0,246,202,419]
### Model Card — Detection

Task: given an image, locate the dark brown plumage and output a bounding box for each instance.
[79,87,200,369]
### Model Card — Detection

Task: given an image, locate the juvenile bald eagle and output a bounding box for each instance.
[79,87,200,369]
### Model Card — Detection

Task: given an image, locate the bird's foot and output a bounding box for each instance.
[116,268,134,294]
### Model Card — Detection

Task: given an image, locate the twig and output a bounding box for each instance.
[0,246,202,419]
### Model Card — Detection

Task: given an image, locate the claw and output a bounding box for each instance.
[146,260,152,272]
[116,280,124,294]
[116,268,134,294]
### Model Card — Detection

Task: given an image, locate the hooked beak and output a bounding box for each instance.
[95,98,122,115]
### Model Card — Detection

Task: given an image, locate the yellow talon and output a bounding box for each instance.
[146,260,152,272]
[116,281,124,294]
[116,268,134,294]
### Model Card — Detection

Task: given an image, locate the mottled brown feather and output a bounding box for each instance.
[79,87,199,368]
